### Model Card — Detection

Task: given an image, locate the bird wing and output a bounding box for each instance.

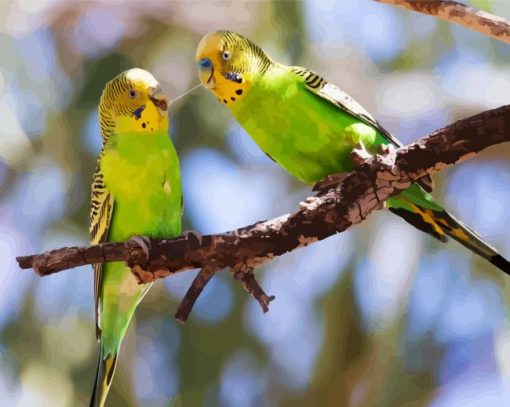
[89,163,114,340]
[291,66,433,192]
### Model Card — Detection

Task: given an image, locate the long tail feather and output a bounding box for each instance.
[391,204,510,276]
[90,347,118,407]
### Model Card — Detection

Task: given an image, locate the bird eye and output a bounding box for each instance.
[222,51,231,60]
[128,90,137,98]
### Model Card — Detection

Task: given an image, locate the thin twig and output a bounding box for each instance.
[233,264,275,313]
[175,266,218,324]
[375,0,510,45]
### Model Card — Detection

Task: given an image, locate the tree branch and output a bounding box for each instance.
[375,0,510,45]
[16,105,510,320]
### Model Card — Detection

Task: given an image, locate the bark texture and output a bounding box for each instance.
[376,0,510,44]
[17,105,510,280]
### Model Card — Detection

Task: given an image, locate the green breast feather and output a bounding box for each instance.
[98,131,182,354]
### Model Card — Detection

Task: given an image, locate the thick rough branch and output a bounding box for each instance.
[376,0,510,44]
[17,105,510,284]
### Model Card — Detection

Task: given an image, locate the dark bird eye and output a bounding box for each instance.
[128,90,136,98]
[222,51,231,60]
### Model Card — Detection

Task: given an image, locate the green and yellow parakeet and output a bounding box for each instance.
[195,30,510,274]
[89,68,182,406]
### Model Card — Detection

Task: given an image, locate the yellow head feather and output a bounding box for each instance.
[98,68,169,141]
[195,31,272,107]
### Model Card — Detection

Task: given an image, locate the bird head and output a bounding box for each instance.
[195,30,272,107]
[98,68,169,139]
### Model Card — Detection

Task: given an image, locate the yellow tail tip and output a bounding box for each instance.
[90,353,118,407]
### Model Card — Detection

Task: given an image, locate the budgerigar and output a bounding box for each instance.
[195,30,510,274]
[89,68,182,406]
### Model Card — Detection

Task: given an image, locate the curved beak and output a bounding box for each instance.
[197,58,215,89]
[149,85,169,116]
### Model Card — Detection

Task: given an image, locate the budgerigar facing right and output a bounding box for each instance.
[89,68,182,407]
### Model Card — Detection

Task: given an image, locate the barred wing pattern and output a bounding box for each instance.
[89,163,114,339]
[291,66,433,192]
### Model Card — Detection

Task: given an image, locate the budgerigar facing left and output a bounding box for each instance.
[89,68,182,407]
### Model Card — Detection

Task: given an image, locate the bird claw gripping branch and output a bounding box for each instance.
[127,235,157,284]
[351,142,373,168]
[313,173,349,195]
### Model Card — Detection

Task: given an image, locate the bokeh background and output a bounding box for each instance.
[1,0,510,406]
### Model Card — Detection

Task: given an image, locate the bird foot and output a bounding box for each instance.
[377,143,396,156]
[351,142,372,167]
[313,173,349,195]
[128,235,152,262]
[127,236,176,284]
